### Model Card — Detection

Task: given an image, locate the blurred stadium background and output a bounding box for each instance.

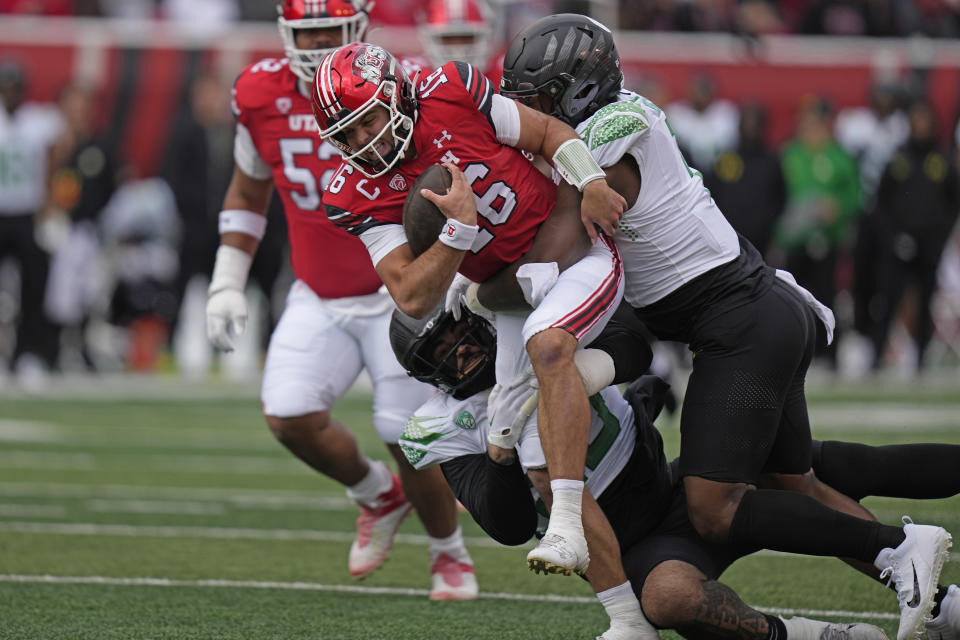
[1,0,960,384]
[1,2,959,638]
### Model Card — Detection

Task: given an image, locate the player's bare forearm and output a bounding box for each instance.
[219,165,274,254]
[476,182,591,312]
[377,242,465,318]
[513,102,581,161]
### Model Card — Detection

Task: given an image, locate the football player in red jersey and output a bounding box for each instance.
[205,0,477,600]
[418,0,501,82]
[314,40,632,591]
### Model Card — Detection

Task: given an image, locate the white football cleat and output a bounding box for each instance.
[926,584,960,640]
[429,552,478,600]
[347,474,413,578]
[782,616,889,640]
[526,529,590,576]
[879,518,952,640]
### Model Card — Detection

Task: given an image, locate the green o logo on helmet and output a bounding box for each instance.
[454,411,476,430]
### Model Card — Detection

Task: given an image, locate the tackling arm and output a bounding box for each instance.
[512,101,627,241]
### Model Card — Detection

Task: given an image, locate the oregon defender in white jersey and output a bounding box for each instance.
[575,90,739,308]
[401,384,636,504]
[390,302,663,640]
[386,304,931,640]
[497,15,951,640]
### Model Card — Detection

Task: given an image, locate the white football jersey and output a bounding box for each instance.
[0,103,65,214]
[576,90,741,308]
[399,386,636,502]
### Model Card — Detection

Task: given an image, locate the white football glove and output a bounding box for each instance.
[206,288,247,352]
[206,245,252,352]
[487,368,539,450]
[444,273,474,320]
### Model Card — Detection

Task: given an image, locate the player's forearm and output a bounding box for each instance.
[514,106,581,162]
[476,182,591,312]
[219,166,273,254]
[440,453,537,546]
[379,242,465,318]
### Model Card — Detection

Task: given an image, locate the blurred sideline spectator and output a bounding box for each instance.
[99,171,181,372]
[835,81,910,207]
[418,0,496,72]
[44,82,117,371]
[163,71,286,380]
[868,99,959,372]
[835,80,909,346]
[666,73,739,171]
[0,59,64,390]
[703,102,786,257]
[775,95,860,369]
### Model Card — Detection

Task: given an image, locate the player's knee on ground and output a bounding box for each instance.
[526,328,577,373]
[265,411,331,446]
[641,560,708,628]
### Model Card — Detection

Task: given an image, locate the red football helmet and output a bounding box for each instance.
[277,0,373,83]
[420,0,493,69]
[312,43,417,178]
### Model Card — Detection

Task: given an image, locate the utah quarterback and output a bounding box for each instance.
[205,0,476,600]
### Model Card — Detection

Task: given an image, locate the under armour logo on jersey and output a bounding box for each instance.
[433,130,452,149]
[275,97,292,114]
[440,150,460,165]
[389,174,407,191]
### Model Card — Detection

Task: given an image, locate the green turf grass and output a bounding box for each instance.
[1,378,958,639]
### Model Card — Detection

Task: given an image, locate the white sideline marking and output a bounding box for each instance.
[0,521,514,549]
[0,574,898,620]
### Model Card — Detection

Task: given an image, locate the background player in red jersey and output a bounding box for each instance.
[314,41,632,592]
[204,0,477,600]
[418,0,499,79]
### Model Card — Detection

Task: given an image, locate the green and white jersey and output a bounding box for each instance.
[576,90,741,307]
[399,386,636,501]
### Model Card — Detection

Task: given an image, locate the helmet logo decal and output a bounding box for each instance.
[454,411,476,430]
[354,46,388,84]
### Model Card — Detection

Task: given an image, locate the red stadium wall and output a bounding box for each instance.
[3,18,960,178]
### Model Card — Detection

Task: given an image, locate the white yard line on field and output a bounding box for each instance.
[0,573,899,621]
[0,482,354,509]
[0,521,513,548]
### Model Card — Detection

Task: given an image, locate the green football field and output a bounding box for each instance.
[1,374,958,640]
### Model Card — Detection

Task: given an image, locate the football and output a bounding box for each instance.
[403,164,453,256]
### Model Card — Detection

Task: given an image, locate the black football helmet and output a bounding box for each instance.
[500,13,622,127]
[389,305,496,400]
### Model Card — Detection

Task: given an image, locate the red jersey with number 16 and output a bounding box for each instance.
[233,56,383,298]
[322,61,556,283]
